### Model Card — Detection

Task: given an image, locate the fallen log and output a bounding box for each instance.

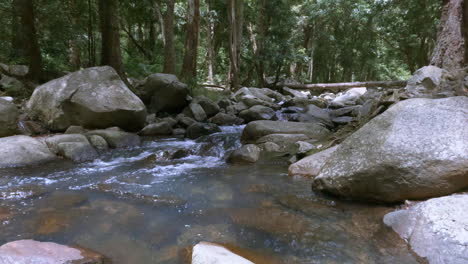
[282,80,407,91]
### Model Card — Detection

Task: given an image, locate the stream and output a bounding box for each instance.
[0,126,422,263]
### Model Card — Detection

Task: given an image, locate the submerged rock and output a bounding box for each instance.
[0,135,57,167]
[27,66,146,132]
[0,240,105,264]
[192,242,254,264]
[312,97,468,202]
[384,194,468,264]
[0,98,18,137]
[241,120,330,144]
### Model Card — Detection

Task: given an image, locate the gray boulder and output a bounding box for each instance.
[239,105,276,123]
[87,129,141,148]
[0,136,57,167]
[186,122,221,139]
[177,114,196,128]
[226,103,249,115]
[193,96,220,117]
[312,97,468,202]
[283,97,327,108]
[45,134,98,162]
[87,135,109,150]
[241,120,330,144]
[227,144,261,163]
[0,239,105,264]
[139,121,173,136]
[27,66,146,132]
[256,134,310,151]
[405,66,445,96]
[298,105,333,128]
[384,194,468,264]
[288,145,339,178]
[188,103,207,121]
[282,87,308,98]
[208,113,244,126]
[139,73,189,113]
[0,98,18,137]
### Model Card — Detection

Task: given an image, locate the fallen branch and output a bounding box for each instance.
[282,80,407,91]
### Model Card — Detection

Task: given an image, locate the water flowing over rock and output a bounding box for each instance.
[27,66,146,132]
[0,98,18,137]
[139,73,189,114]
[384,194,468,264]
[241,120,330,144]
[312,97,468,202]
[192,242,254,264]
[0,240,105,264]
[0,135,57,168]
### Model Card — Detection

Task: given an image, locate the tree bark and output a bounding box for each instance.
[430,0,466,70]
[12,0,42,82]
[227,0,243,90]
[282,80,407,91]
[99,0,125,79]
[181,0,200,81]
[206,1,215,84]
[163,0,176,74]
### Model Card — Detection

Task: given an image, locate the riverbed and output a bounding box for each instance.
[0,126,423,263]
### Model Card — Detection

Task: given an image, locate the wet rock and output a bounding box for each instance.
[312,97,468,202]
[241,120,330,144]
[177,114,196,128]
[193,96,220,117]
[0,98,18,137]
[186,122,221,139]
[139,73,189,113]
[0,135,57,167]
[0,240,106,264]
[288,145,339,178]
[208,113,244,126]
[17,120,48,136]
[35,211,73,235]
[45,134,98,162]
[87,135,109,150]
[0,207,12,222]
[227,144,261,163]
[405,66,445,96]
[27,66,146,132]
[139,121,173,136]
[297,105,333,128]
[239,105,276,122]
[87,129,141,148]
[384,194,468,264]
[192,242,254,264]
[64,125,87,134]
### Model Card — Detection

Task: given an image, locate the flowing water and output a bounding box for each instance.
[0,126,422,263]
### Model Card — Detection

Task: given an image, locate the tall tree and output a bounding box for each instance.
[431,0,467,70]
[163,0,176,74]
[181,0,200,81]
[99,0,125,78]
[12,0,42,82]
[227,0,243,89]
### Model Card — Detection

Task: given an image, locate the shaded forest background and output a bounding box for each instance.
[0,0,441,88]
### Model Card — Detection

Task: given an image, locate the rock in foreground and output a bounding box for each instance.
[384,194,468,264]
[0,136,57,168]
[312,97,468,202]
[192,242,254,264]
[27,66,146,132]
[0,239,105,264]
[288,145,339,178]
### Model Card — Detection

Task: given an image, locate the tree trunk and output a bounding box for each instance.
[430,0,467,70]
[99,0,125,79]
[12,0,42,82]
[206,1,215,84]
[163,0,176,74]
[181,0,200,81]
[227,0,243,90]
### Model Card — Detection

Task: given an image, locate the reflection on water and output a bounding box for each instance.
[0,126,422,263]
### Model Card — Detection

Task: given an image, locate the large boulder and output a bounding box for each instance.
[192,242,254,264]
[288,145,339,178]
[405,66,446,96]
[384,194,468,264]
[312,97,468,202]
[193,96,220,117]
[139,73,189,113]
[27,66,146,132]
[0,136,57,167]
[0,98,18,137]
[0,239,105,264]
[241,120,330,144]
[239,105,276,123]
[227,144,261,163]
